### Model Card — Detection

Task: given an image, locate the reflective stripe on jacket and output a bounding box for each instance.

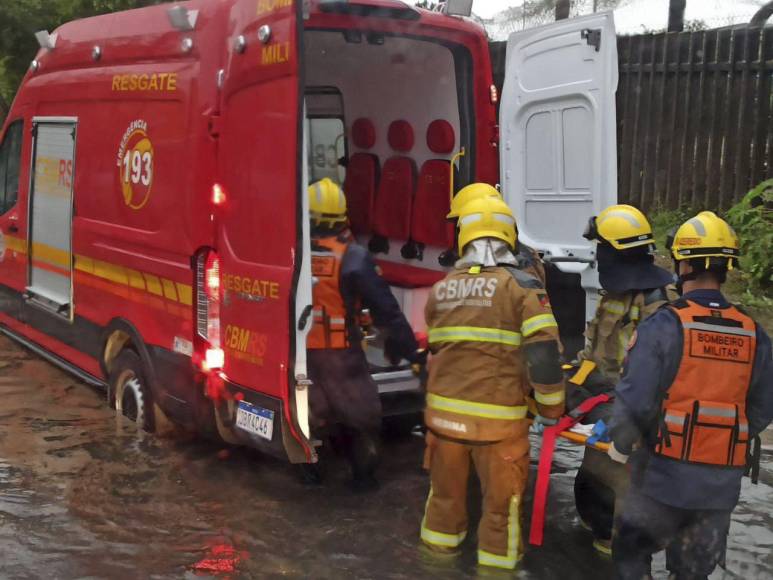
[425,265,563,442]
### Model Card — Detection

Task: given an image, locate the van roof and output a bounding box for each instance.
[28,0,485,76]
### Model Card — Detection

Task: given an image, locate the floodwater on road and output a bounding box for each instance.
[0,334,770,579]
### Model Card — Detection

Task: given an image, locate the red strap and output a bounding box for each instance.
[528,394,611,546]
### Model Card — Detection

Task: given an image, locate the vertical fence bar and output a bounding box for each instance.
[651,32,671,208]
[717,29,740,210]
[673,31,696,208]
[619,36,637,204]
[703,29,727,209]
[732,29,755,203]
[639,34,659,208]
[748,28,767,188]
[627,35,648,207]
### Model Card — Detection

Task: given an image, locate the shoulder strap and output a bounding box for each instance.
[503,265,543,289]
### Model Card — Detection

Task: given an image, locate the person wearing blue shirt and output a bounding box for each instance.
[607,211,773,579]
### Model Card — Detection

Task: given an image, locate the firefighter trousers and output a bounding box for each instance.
[420,427,530,570]
[613,486,731,580]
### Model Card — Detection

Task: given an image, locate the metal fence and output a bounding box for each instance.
[491,25,773,211]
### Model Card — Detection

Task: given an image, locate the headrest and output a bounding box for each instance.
[351,118,376,149]
[426,120,455,154]
[388,120,415,152]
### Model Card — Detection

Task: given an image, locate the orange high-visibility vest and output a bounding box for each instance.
[308,234,351,350]
[656,299,756,467]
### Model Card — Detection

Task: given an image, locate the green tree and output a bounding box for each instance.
[0,0,162,114]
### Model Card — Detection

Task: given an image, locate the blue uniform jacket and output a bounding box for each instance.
[339,243,418,360]
[609,289,773,510]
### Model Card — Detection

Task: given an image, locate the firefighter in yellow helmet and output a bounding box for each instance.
[441,183,545,284]
[421,196,565,569]
[607,211,772,578]
[306,178,419,490]
[569,204,675,555]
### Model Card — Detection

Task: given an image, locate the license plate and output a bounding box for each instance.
[235,401,274,441]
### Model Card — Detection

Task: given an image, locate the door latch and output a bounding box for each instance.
[582,28,601,52]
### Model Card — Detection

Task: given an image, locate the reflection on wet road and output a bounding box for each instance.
[0,335,770,579]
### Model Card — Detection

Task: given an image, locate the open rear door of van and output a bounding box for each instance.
[217,0,312,463]
[499,12,618,321]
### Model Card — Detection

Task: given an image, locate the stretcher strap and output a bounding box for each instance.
[528,394,611,547]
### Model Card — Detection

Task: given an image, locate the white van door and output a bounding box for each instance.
[499,12,618,318]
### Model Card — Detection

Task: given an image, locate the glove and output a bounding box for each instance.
[586,419,610,446]
[530,415,558,434]
[607,441,629,464]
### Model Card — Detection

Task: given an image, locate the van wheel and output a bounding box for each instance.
[109,350,153,432]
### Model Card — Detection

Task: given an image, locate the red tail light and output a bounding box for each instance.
[212,183,226,206]
[205,253,220,299]
[196,249,222,371]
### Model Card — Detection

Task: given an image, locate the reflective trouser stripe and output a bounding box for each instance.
[427,393,528,421]
[534,390,565,406]
[521,314,558,338]
[478,496,521,570]
[420,486,467,548]
[428,326,522,346]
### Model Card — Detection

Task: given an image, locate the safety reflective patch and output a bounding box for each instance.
[688,329,752,363]
[311,256,335,277]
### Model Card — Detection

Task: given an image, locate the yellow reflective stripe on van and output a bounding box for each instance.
[420,486,467,548]
[428,326,522,347]
[478,496,521,570]
[427,393,528,421]
[521,314,558,338]
[9,235,193,307]
[534,389,565,406]
[602,300,626,316]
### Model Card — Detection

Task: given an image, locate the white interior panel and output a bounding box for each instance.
[305,31,461,183]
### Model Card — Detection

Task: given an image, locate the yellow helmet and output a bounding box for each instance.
[671,211,740,266]
[457,196,517,251]
[583,204,654,250]
[308,178,347,226]
[448,183,502,219]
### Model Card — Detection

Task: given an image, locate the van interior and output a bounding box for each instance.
[303,28,587,375]
[304,30,474,364]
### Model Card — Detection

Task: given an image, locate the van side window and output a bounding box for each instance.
[0,121,24,214]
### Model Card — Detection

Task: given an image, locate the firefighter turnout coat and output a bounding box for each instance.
[421,262,565,568]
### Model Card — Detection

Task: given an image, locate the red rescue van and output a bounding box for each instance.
[0,0,617,464]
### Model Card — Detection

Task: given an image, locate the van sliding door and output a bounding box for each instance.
[27,118,77,318]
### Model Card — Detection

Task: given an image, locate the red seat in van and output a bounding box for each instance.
[411,120,456,248]
[371,120,417,245]
[344,118,379,235]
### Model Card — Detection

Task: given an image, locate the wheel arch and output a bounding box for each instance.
[100,318,157,390]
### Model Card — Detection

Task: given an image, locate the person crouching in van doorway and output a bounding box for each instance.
[306,178,420,492]
[607,211,772,579]
[420,194,565,570]
[569,204,674,556]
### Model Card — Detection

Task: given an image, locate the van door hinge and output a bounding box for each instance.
[582,28,601,52]
[208,114,223,137]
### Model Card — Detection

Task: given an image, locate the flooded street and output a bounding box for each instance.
[0,334,770,579]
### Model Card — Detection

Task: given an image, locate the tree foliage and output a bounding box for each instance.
[0,0,163,113]
[726,180,773,296]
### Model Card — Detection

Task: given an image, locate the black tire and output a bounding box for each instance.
[108,349,154,432]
